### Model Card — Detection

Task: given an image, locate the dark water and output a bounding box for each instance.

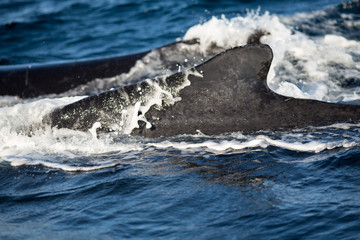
[1,132,360,239]
[1,0,360,239]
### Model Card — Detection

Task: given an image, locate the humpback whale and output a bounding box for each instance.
[46,44,360,137]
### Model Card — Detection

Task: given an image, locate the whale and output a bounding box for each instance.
[46,44,360,137]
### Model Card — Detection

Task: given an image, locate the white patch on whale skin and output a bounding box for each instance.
[107,69,203,135]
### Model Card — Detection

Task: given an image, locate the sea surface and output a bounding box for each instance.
[1,0,360,239]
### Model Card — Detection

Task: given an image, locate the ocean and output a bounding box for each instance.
[0,0,360,239]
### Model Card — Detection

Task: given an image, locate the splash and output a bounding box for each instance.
[183,10,360,102]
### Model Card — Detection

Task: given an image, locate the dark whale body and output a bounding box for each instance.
[0,52,148,98]
[0,39,200,98]
[47,44,360,137]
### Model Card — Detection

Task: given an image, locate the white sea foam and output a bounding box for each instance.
[0,117,357,172]
[183,10,360,102]
[0,96,84,131]
[0,97,142,171]
[148,135,358,154]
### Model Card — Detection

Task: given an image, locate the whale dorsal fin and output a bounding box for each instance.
[135,44,276,137]
[194,44,273,95]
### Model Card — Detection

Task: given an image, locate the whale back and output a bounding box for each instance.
[48,44,360,137]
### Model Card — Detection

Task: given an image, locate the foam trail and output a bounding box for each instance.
[4,156,119,172]
[149,135,358,154]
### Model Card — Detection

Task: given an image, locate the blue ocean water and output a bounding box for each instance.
[0,0,349,65]
[1,0,360,239]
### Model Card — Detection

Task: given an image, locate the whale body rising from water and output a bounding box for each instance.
[47,44,359,137]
